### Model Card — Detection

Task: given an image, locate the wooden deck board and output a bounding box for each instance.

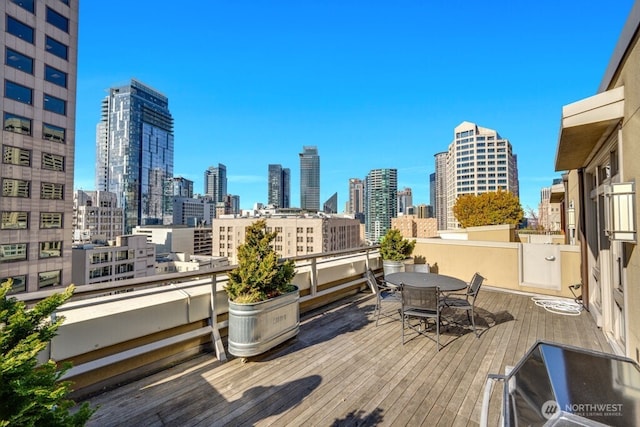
[83,289,611,427]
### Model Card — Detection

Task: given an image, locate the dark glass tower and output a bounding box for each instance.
[268,164,290,208]
[96,79,174,233]
[299,146,320,211]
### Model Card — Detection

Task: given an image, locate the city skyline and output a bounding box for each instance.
[73,2,634,212]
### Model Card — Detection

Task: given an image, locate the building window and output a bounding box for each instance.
[0,243,28,263]
[10,0,35,13]
[5,48,33,74]
[44,65,67,88]
[39,241,62,258]
[1,211,28,229]
[1,275,26,294]
[40,182,63,199]
[46,7,69,32]
[6,16,34,43]
[3,112,31,135]
[41,152,64,171]
[5,80,33,104]
[45,36,68,60]
[40,212,62,228]
[306,227,313,233]
[2,178,30,198]
[43,123,65,143]
[38,270,61,289]
[3,145,31,166]
[43,94,66,115]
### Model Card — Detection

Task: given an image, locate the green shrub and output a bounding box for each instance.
[225,220,296,303]
[0,279,95,426]
[380,228,415,261]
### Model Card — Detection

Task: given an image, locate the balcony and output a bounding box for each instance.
[16,242,608,426]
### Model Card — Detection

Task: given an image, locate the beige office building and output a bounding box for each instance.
[73,190,123,243]
[213,216,362,264]
[1,1,78,293]
[392,215,438,239]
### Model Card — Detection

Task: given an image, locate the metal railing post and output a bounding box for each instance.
[209,272,226,361]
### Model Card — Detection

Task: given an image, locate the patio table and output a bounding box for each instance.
[385,272,467,292]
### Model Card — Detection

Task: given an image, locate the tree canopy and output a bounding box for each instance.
[453,189,524,228]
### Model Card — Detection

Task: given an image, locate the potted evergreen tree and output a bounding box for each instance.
[379,228,416,276]
[225,220,299,358]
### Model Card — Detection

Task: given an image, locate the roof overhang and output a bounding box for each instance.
[555,86,624,171]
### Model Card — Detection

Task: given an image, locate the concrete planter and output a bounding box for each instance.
[382,260,405,277]
[227,286,300,358]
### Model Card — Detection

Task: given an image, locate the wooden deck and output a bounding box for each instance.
[82,289,610,426]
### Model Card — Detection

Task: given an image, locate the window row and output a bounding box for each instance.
[4,80,66,114]
[3,112,66,142]
[0,241,62,263]
[6,15,69,60]
[7,5,69,31]
[1,211,63,229]
[0,270,62,294]
[5,48,68,88]
[3,145,65,170]
[1,179,64,199]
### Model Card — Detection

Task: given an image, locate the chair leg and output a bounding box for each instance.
[471,307,479,338]
[436,315,440,351]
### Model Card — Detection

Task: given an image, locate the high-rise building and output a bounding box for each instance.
[96,79,174,233]
[204,164,227,202]
[299,146,320,211]
[434,152,448,230]
[1,1,79,293]
[397,187,413,215]
[348,178,365,215]
[268,164,290,208]
[364,168,397,243]
[445,121,519,229]
[429,172,436,210]
[323,192,338,214]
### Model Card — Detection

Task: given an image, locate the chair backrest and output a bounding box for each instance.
[468,273,485,297]
[401,284,440,312]
[366,269,381,295]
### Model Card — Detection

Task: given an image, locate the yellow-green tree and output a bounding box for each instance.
[453,189,524,228]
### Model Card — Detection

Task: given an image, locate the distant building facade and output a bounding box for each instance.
[212,215,362,264]
[299,146,320,211]
[73,190,124,243]
[204,164,227,202]
[538,179,563,232]
[434,152,448,230]
[392,215,438,239]
[397,187,413,215]
[132,225,195,256]
[323,192,338,214]
[167,176,194,198]
[365,168,398,243]
[71,235,156,285]
[96,79,174,233]
[172,197,216,226]
[445,122,519,229]
[1,1,79,292]
[347,178,365,216]
[268,164,290,208]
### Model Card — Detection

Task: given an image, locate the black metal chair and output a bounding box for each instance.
[400,283,443,350]
[442,272,485,337]
[366,269,400,326]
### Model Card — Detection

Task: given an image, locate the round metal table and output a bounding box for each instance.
[385,272,467,292]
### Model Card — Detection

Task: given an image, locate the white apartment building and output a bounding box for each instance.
[213,215,362,264]
[445,121,519,229]
[132,225,195,256]
[71,235,155,285]
[73,190,123,243]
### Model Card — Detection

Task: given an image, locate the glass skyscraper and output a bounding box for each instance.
[268,164,290,208]
[299,146,320,211]
[365,168,398,243]
[96,79,174,233]
[204,164,227,202]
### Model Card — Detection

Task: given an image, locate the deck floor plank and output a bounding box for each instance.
[83,289,610,427]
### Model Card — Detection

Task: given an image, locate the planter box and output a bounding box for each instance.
[227,286,300,358]
[382,260,404,277]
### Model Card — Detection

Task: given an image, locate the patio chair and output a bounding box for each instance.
[442,272,485,337]
[400,284,443,350]
[366,269,400,326]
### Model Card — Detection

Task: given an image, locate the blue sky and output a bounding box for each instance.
[74,1,634,212]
